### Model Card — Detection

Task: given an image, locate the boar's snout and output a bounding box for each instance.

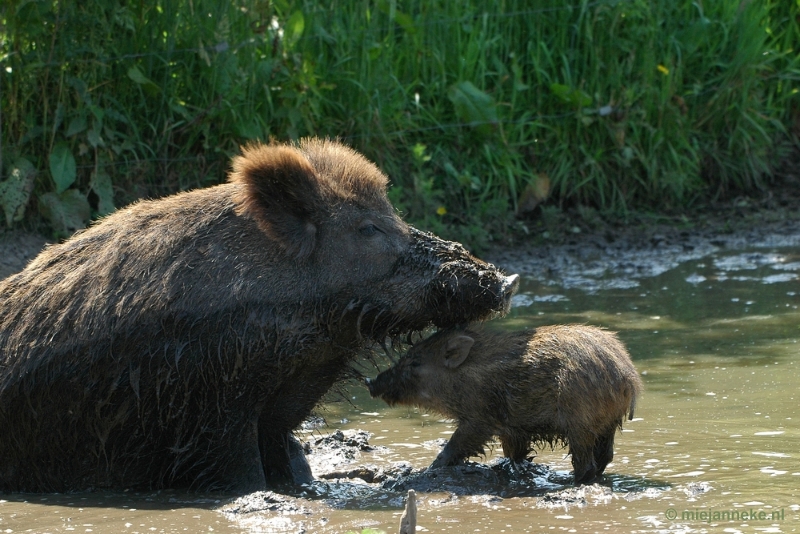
[379,228,520,335]
[364,376,384,398]
[364,376,377,397]
[431,268,520,328]
[364,372,395,401]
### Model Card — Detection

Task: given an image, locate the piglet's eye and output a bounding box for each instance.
[359,224,380,237]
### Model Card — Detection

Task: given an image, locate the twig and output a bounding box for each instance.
[398,489,417,534]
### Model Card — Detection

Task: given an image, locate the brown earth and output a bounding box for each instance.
[485,165,800,279]
[0,230,50,281]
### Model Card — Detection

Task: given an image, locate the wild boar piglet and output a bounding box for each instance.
[367,324,642,484]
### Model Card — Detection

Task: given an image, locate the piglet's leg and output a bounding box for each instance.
[429,422,493,469]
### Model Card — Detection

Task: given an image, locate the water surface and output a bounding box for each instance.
[2,247,798,533]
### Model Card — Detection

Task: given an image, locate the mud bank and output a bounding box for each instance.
[485,215,800,292]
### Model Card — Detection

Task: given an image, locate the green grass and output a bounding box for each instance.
[1,0,798,247]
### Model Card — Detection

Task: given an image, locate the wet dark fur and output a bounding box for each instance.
[367,324,642,485]
[0,138,518,493]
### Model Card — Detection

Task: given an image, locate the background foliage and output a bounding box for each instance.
[1,0,798,247]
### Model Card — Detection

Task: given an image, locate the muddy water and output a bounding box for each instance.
[2,247,799,533]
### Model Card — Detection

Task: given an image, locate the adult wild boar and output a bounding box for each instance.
[367,324,642,484]
[0,138,519,493]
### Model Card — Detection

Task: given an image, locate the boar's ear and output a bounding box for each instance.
[443,335,474,369]
[229,144,323,260]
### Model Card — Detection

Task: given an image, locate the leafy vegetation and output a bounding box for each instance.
[1,0,798,247]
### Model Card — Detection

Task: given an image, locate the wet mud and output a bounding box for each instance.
[220,429,672,531]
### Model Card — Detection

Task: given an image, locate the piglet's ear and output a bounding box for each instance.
[229,144,323,260]
[444,335,474,369]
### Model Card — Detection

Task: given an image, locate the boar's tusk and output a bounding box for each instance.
[503,274,520,294]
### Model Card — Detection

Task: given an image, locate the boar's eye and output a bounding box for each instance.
[359,223,383,237]
[409,360,421,368]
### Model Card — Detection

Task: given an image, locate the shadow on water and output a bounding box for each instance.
[0,488,248,534]
[0,489,230,510]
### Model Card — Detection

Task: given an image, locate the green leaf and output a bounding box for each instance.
[411,143,431,164]
[367,42,383,61]
[49,143,77,193]
[89,169,115,216]
[169,98,192,120]
[394,10,416,34]
[549,83,571,101]
[550,83,592,108]
[213,52,239,96]
[0,158,37,227]
[127,65,161,95]
[66,113,87,137]
[38,189,91,235]
[376,0,415,33]
[88,104,105,122]
[447,81,499,135]
[236,115,263,140]
[676,17,711,56]
[575,91,593,107]
[512,63,529,92]
[127,65,153,85]
[284,11,305,49]
[87,123,104,148]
